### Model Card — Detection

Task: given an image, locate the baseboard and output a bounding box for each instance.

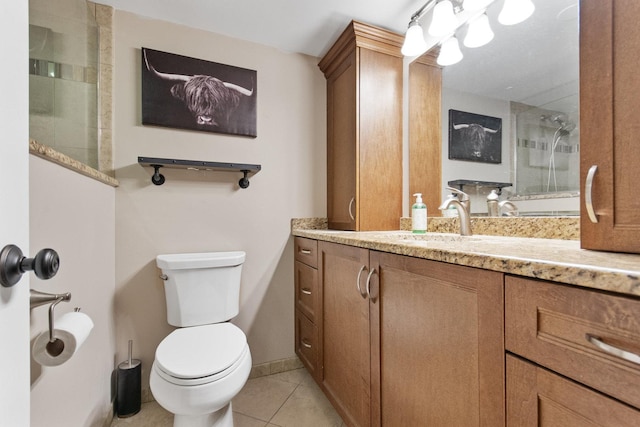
[249,356,304,379]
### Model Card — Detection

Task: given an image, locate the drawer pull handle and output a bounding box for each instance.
[301,288,312,295]
[356,265,368,298]
[300,249,312,255]
[301,339,312,349]
[586,334,640,365]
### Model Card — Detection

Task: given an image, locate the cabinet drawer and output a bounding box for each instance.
[295,309,318,380]
[506,276,640,409]
[295,260,318,323]
[507,355,640,426]
[294,237,318,268]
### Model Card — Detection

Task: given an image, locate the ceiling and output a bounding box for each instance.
[94,0,579,110]
[93,0,423,57]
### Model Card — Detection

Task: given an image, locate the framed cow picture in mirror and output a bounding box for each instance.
[141,47,257,137]
[448,109,501,164]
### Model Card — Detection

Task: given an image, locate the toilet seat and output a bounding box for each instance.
[154,323,247,386]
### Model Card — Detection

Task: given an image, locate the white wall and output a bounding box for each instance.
[0,1,30,425]
[29,156,116,427]
[112,11,326,396]
[442,87,511,213]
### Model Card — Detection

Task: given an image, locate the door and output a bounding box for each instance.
[319,241,371,426]
[0,1,31,425]
[370,252,505,426]
[580,0,640,253]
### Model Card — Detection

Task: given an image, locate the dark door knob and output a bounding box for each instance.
[0,245,60,287]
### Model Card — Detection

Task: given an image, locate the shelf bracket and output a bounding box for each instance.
[151,165,165,186]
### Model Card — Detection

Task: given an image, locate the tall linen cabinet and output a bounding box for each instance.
[318,21,403,231]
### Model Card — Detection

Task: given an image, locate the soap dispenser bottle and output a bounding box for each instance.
[412,193,427,234]
[487,189,499,217]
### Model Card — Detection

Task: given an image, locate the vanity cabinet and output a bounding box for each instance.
[580,0,640,253]
[316,240,505,426]
[505,275,640,424]
[294,237,321,380]
[318,21,403,231]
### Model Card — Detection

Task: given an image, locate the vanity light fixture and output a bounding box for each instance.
[498,0,535,25]
[402,20,429,56]
[437,35,464,66]
[401,0,533,64]
[428,0,459,37]
[463,12,494,48]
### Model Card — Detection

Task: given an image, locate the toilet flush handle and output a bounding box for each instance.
[159,274,168,281]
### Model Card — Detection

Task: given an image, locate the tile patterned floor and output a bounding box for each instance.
[110,368,345,427]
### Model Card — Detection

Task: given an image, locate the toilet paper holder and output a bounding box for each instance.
[30,289,75,346]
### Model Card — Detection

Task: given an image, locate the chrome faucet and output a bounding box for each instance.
[439,187,472,236]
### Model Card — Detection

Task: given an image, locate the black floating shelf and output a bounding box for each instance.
[138,156,261,189]
[448,179,512,194]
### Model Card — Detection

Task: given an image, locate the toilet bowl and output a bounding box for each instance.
[151,252,251,427]
[150,323,251,427]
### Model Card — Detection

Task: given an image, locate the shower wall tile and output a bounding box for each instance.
[31,0,91,23]
[54,79,97,125]
[99,27,113,66]
[98,128,113,176]
[29,75,55,115]
[29,115,55,148]
[94,3,113,30]
[99,63,113,130]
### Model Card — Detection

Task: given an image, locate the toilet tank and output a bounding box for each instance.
[156,251,245,327]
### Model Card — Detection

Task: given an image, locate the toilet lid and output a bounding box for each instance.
[155,323,246,379]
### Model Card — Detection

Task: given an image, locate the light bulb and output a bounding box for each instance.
[498,0,535,25]
[464,13,494,48]
[401,21,428,56]
[428,0,459,37]
[437,36,463,66]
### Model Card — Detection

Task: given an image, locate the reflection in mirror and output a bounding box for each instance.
[440,0,579,215]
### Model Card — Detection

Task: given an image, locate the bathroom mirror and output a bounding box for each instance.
[438,0,579,215]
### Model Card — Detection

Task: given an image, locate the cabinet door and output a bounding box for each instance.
[580,0,640,253]
[326,51,357,230]
[358,48,403,231]
[319,241,371,427]
[507,355,640,426]
[370,251,505,427]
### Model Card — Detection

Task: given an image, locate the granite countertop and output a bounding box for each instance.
[292,226,640,298]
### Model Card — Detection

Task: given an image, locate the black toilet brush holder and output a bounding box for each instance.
[116,340,141,418]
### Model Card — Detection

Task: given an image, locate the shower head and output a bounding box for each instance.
[541,114,575,133]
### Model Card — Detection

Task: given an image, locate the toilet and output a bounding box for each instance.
[151,251,252,427]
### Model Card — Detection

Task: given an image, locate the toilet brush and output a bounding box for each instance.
[116,340,141,417]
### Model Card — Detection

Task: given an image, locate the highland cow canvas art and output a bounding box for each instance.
[142,47,257,137]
